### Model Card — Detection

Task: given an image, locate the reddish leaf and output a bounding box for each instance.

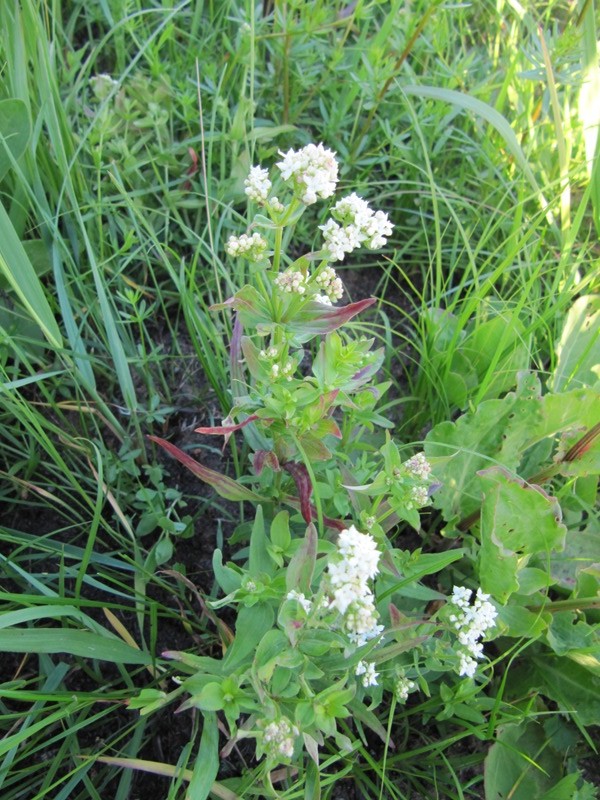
[148,435,266,503]
[288,297,377,337]
[282,461,313,524]
[195,415,259,435]
[282,495,347,531]
[252,450,281,475]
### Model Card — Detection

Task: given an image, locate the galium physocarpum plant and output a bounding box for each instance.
[151,142,430,533]
[144,145,501,787]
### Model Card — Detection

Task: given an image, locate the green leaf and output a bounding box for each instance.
[552,295,600,391]
[0,629,151,664]
[531,656,600,726]
[0,199,62,349]
[403,85,548,210]
[249,506,275,577]
[223,604,275,671]
[549,521,600,591]
[496,605,550,639]
[286,522,317,594]
[0,98,30,181]
[484,721,563,800]
[270,510,291,550]
[195,683,225,712]
[425,372,599,523]
[188,712,220,800]
[479,467,566,602]
[212,550,243,595]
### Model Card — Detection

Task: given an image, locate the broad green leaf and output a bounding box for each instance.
[496,605,550,639]
[212,549,243,595]
[0,629,151,664]
[479,467,566,602]
[425,372,599,523]
[249,506,275,577]
[0,98,30,181]
[484,721,563,800]
[548,521,600,591]
[531,656,600,726]
[222,603,274,671]
[0,199,62,349]
[552,296,600,391]
[286,522,317,594]
[270,510,291,550]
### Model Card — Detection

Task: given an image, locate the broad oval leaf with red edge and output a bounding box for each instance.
[287,297,377,339]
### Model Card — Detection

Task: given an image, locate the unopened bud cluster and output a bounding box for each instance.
[261,717,299,761]
[315,266,344,302]
[395,672,417,703]
[225,232,268,261]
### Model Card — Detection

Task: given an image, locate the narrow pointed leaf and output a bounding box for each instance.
[148,436,267,503]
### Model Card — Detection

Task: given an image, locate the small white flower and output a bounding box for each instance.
[448,585,498,678]
[325,526,382,646]
[274,270,307,294]
[276,143,339,204]
[355,660,379,687]
[313,293,332,305]
[244,165,271,204]
[320,219,362,262]
[271,364,280,377]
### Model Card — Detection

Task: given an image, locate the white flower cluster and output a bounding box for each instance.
[314,293,332,306]
[225,232,268,261]
[274,269,306,294]
[355,660,379,688]
[276,142,339,204]
[244,165,271,204]
[314,266,344,302]
[261,717,299,761]
[319,219,362,262]
[320,192,393,261]
[448,586,498,678]
[410,485,429,506]
[404,452,432,481]
[326,526,384,647]
[395,672,416,703]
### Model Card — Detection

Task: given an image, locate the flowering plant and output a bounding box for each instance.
[148,143,501,789]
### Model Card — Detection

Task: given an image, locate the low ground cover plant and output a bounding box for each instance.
[0,1,599,799]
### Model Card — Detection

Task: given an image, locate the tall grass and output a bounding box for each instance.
[0,0,597,797]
